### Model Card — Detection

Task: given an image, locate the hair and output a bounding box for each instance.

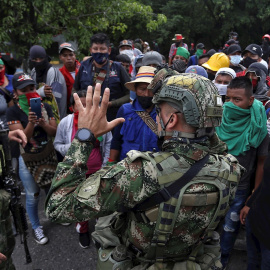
[115,54,131,64]
[227,77,253,97]
[90,33,110,48]
[70,90,87,106]
[199,54,210,60]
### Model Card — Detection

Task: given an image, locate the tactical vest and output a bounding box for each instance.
[93,150,241,270]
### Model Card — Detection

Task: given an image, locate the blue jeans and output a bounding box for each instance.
[246,217,270,270]
[220,188,250,266]
[19,156,40,230]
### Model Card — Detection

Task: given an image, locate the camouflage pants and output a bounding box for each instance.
[0,189,16,270]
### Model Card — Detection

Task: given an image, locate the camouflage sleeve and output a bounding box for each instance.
[45,139,159,223]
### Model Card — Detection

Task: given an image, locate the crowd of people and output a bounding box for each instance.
[1,31,270,270]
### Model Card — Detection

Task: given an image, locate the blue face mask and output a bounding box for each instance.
[91,52,109,65]
[230,55,242,66]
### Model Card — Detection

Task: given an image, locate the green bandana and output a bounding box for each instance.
[195,49,203,58]
[0,59,4,65]
[18,95,30,116]
[216,99,267,156]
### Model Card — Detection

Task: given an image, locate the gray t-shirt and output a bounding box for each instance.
[236,134,269,190]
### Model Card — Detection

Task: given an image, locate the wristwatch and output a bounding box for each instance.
[75,128,96,144]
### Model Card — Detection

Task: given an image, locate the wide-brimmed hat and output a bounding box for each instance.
[172,34,185,41]
[125,66,156,91]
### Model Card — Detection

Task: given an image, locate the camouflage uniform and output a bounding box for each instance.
[46,72,243,269]
[0,146,16,270]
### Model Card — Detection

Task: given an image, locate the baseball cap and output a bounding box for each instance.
[215,68,236,80]
[59,43,75,54]
[12,73,36,90]
[119,40,132,48]
[227,44,242,55]
[242,44,262,57]
[142,51,162,66]
[196,43,205,49]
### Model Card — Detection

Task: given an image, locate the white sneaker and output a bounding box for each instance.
[33,226,48,245]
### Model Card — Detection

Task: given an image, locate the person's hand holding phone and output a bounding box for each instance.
[44,85,52,98]
[37,117,46,127]
[28,108,37,125]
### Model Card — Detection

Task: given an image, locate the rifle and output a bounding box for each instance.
[0,129,32,264]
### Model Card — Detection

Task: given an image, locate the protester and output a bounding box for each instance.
[30,45,67,121]
[0,84,13,129]
[168,34,188,65]
[214,67,236,102]
[226,44,245,73]
[198,54,210,66]
[262,34,270,69]
[240,44,267,70]
[240,155,270,269]
[59,42,81,113]
[118,40,135,66]
[187,43,205,66]
[73,33,130,122]
[185,65,208,78]
[142,51,163,68]
[171,47,190,73]
[115,54,131,75]
[0,59,13,93]
[245,62,270,103]
[109,66,158,163]
[202,52,230,80]
[6,73,57,245]
[53,90,112,248]
[216,77,269,268]
[142,41,150,53]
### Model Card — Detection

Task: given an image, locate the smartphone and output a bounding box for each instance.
[30,98,42,119]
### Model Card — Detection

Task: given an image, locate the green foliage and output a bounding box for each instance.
[0,0,166,57]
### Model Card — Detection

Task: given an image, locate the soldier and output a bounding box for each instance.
[45,69,243,269]
[0,130,27,270]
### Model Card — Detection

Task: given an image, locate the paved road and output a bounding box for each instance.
[11,190,248,270]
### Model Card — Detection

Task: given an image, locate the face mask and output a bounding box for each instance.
[175,41,181,47]
[0,66,5,85]
[241,57,257,68]
[230,55,242,66]
[251,79,258,91]
[214,83,228,96]
[120,49,134,62]
[31,59,48,72]
[196,49,204,57]
[91,52,109,65]
[172,59,186,73]
[137,96,153,110]
[207,72,215,81]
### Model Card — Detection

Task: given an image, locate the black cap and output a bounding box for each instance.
[242,44,262,57]
[227,44,242,55]
[12,73,36,90]
[196,43,205,49]
[207,49,216,57]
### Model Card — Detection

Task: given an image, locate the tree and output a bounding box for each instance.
[0,0,166,58]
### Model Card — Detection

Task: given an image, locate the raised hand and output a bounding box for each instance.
[73,83,125,138]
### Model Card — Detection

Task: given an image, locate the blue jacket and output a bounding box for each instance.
[111,99,158,160]
[74,58,129,101]
[187,55,198,67]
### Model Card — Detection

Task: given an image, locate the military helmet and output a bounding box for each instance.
[151,72,223,136]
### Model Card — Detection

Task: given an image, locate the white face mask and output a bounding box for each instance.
[214,82,228,96]
[120,49,134,62]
